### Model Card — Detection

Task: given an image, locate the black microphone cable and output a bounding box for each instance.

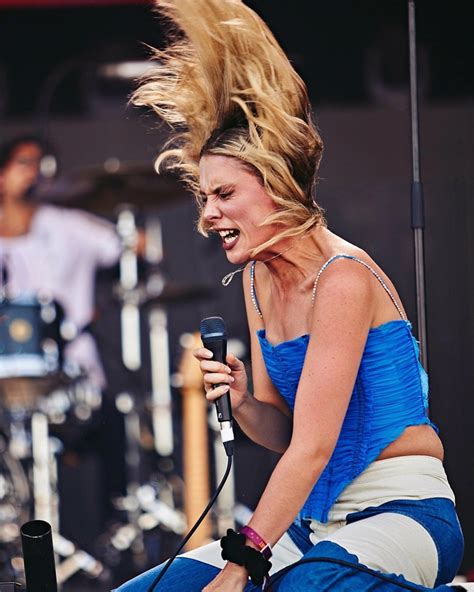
[146,452,233,592]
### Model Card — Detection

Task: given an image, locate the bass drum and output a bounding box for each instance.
[0,295,65,380]
[0,295,68,414]
[0,432,30,544]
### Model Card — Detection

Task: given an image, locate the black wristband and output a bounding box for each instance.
[220,529,272,586]
[221,529,246,566]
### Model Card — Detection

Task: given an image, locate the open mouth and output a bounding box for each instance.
[218,228,240,248]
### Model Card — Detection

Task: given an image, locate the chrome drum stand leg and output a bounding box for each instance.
[31,413,57,531]
[31,411,104,587]
[111,393,186,563]
[111,392,146,564]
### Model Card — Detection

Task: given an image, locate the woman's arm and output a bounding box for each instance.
[244,259,375,546]
[195,264,293,453]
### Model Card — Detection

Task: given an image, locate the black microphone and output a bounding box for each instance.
[200,316,234,456]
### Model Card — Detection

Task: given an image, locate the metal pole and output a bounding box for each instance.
[117,206,142,371]
[408,0,429,372]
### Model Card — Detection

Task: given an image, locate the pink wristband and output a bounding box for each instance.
[240,526,272,560]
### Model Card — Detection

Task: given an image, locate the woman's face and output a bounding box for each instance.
[199,154,278,264]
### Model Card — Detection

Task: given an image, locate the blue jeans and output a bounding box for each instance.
[114,497,463,591]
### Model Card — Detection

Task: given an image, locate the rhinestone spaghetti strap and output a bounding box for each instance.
[311,254,406,320]
[249,261,263,319]
[250,254,406,322]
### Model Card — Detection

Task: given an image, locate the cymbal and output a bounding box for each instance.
[33,160,191,215]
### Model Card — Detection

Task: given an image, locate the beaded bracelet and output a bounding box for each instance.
[240,525,272,560]
[220,528,272,586]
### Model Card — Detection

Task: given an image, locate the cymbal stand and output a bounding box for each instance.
[116,206,142,372]
[110,392,146,565]
[30,411,104,586]
[110,392,186,561]
[145,215,174,458]
[105,211,185,569]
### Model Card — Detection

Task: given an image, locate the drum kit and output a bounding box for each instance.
[0,160,219,587]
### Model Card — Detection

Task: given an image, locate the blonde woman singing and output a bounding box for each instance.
[116,1,464,590]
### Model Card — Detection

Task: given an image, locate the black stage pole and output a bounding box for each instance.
[408,0,429,372]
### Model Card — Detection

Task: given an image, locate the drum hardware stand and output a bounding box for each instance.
[30,411,104,586]
[116,205,142,372]
[108,392,185,561]
[106,208,184,568]
[148,306,174,458]
[7,410,31,462]
[115,206,175,455]
[144,215,174,459]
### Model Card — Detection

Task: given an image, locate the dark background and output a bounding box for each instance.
[0,1,473,115]
[0,0,473,589]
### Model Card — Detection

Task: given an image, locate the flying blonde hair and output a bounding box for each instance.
[132,0,325,255]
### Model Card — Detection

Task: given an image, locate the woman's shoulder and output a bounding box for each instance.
[315,252,375,305]
[318,236,387,285]
[316,244,407,326]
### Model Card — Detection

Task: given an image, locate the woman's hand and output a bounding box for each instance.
[193,349,248,411]
[201,562,249,592]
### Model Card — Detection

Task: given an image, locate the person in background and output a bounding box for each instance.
[0,134,130,543]
[0,135,122,387]
[116,1,464,591]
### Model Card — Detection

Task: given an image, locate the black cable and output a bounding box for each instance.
[264,556,426,591]
[146,454,234,592]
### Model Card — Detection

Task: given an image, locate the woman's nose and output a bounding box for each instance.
[202,198,221,222]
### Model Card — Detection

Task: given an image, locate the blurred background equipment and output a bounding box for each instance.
[34,162,186,215]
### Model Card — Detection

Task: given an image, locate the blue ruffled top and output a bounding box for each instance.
[252,256,437,523]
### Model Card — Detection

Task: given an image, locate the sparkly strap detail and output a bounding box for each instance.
[311,254,406,321]
[249,261,263,319]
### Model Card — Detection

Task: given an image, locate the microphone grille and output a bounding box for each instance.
[200,316,226,338]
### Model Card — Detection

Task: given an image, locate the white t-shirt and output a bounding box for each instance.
[0,204,121,387]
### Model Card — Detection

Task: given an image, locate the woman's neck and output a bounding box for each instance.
[260,226,331,288]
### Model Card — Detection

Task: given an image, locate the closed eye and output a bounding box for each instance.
[216,184,234,199]
[199,184,234,205]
